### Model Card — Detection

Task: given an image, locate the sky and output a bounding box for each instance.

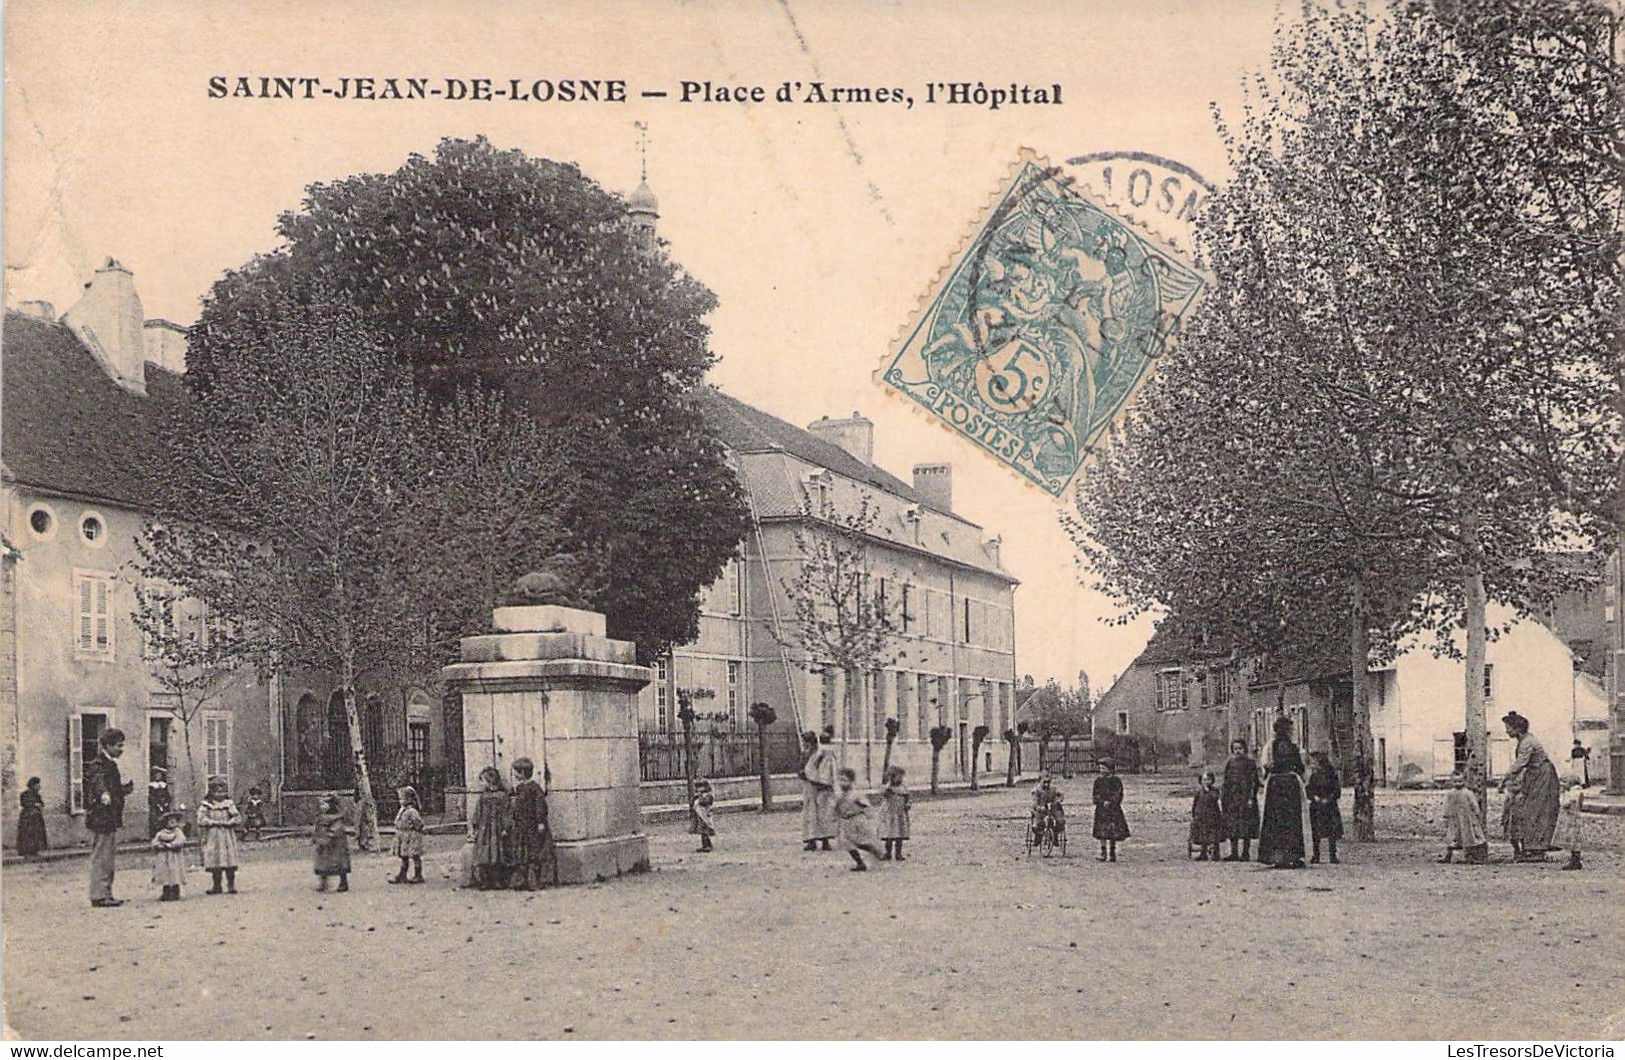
[4,0,1283,692]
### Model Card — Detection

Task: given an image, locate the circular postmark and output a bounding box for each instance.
[1064,151,1213,258]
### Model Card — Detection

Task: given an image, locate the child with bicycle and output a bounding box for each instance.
[1031,770,1066,847]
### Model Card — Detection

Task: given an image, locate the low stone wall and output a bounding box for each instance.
[639,773,801,807]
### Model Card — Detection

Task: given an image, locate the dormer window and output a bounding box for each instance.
[802,471,833,515]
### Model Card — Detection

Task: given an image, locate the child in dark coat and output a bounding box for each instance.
[1306,750,1343,864]
[313,795,353,892]
[510,758,556,889]
[1190,772,1224,861]
[1092,759,1130,862]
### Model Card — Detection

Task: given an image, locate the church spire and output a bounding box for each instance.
[628,121,659,250]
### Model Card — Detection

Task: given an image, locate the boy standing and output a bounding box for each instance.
[85,728,134,907]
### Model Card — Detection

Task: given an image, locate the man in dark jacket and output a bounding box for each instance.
[85,728,134,907]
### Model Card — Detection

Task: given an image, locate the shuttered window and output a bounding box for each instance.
[204,711,232,788]
[75,572,115,658]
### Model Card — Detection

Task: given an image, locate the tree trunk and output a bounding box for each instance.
[1462,508,1489,827]
[339,676,378,851]
[681,707,697,817]
[1006,739,1017,786]
[1349,575,1376,841]
[756,723,772,812]
[882,732,896,777]
[970,744,980,790]
[929,748,941,794]
[179,719,204,866]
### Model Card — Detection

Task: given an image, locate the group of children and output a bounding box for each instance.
[696,762,913,871]
[110,747,1604,903]
[149,775,249,900]
[1441,770,1591,870]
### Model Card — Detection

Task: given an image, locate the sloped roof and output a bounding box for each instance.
[2,311,183,509]
[1126,617,1236,670]
[693,386,966,523]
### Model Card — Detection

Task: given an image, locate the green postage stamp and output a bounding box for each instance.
[878,151,1208,497]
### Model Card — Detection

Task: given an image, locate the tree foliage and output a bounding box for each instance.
[187,136,751,662]
[779,490,900,734]
[1069,0,1619,834]
[138,294,560,841]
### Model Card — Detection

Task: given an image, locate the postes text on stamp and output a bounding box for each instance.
[878,151,1208,497]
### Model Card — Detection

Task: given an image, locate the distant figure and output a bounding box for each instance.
[1570,740,1591,786]
[312,794,353,892]
[147,768,171,838]
[242,787,268,841]
[1220,739,1260,862]
[1500,711,1560,863]
[16,776,47,858]
[1032,770,1066,845]
[390,786,425,885]
[1556,780,1586,872]
[1258,716,1308,869]
[197,775,243,895]
[834,768,885,871]
[1439,770,1489,864]
[85,727,134,907]
[878,765,911,861]
[690,778,716,854]
[469,766,515,890]
[1189,772,1223,861]
[510,758,556,889]
[1306,750,1343,865]
[799,731,837,852]
[151,809,188,902]
[1092,758,1130,862]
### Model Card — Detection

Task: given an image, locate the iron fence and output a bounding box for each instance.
[639,729,805,783]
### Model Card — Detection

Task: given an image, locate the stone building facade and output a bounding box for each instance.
[1,264,453,846]
[641,392,1022,787]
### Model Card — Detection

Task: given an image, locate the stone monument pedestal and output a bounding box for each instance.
[442,604,650,884]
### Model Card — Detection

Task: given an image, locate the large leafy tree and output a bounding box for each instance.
[1073,0,1617,835]
[188,137,751,662]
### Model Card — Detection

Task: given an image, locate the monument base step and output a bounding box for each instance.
[555,833,649,884]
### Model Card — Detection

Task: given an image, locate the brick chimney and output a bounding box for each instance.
[63,258,146,394]
[807,412,874,466]
[912,462,953,512]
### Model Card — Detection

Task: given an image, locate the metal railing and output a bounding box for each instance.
[639,729,805,783]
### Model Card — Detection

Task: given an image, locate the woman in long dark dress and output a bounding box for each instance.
[1220,740,1260,862]
[16,776,47,858]
[1257,716,1308,869]
[1091,759,1130,862]
[1500,711,1560,862]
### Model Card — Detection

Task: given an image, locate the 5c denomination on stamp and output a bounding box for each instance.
[878,150,1209,498]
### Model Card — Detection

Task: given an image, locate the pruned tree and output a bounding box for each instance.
[749,701,777,811]
[970,724,990,790]
[1003,728,1020,786]
[928,725,953,795]
[778,490,900,767]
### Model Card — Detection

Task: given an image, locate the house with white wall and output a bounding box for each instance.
[1369,602,1608,786]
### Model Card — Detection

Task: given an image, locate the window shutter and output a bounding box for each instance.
[94,579,111,653]
[68,715,84,812]
[77,578,93,652]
